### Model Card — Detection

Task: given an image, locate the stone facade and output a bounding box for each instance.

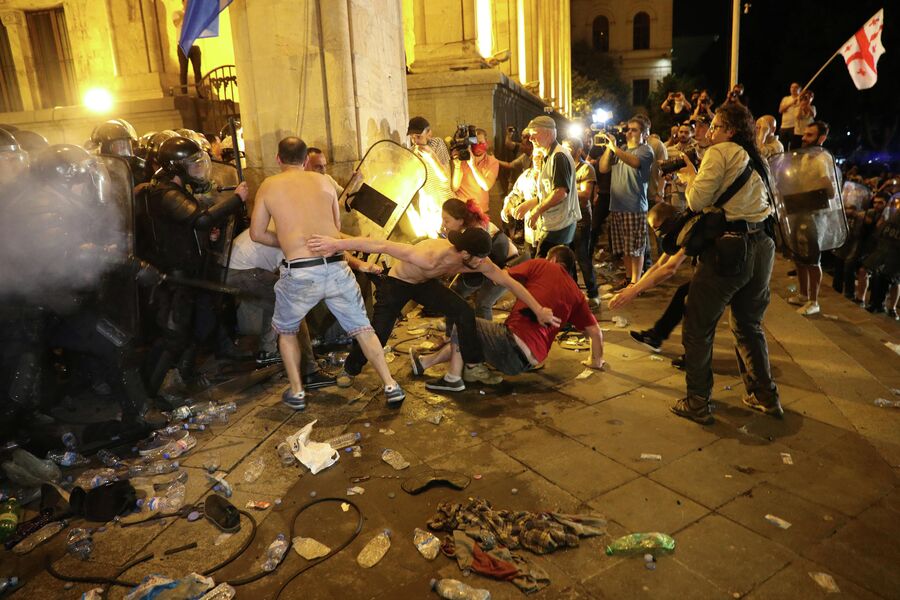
[570,0,673,108]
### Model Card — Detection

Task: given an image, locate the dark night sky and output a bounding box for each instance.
[672,1,899,155]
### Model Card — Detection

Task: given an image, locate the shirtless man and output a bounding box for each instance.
[250,137,405,409]
[308,228,561,386]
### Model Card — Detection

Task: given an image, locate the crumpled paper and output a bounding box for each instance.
[286,420,339,475]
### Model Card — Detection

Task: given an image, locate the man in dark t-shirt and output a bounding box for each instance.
[411,246,606,392]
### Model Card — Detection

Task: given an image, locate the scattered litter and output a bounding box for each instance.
[187,511,202,522]
[378,428,395,436]
[214,532,233,546]
[124,573,214,600]
[347,486,365,496]
[764,514,792,529]
[640,453,662,461]
[199,583,236,600]
[605,532,675,556]
[808,572,841,593]
[327,432,361,450]
[276,442,296,466]
[723,385,732,391]
[82,588,104,600]
[823,515,833,522]
[381,449,410,470]
[66,528,93,560]
[413,528,441,560]
[649,355,664,362]
[384,352,396,364]
[261,534,289,572]
[780,453,794,465]
[821,314,839,320]
[473,474,482,480]
[364,422,371,428]
[351,475,371,484]
[575,368,594,380]
[470,432,478,438]
[350,445,362,458]
[241,456,265,483]
[309,491,317,498]
[425,411,444,425]
[874,398,900,408]
[612,316,629,328]
[787,284,798,293]
[510,488,518,495]
[293,536,331,559]
[419,341,437,350]
[357,529,391,568]
[201,454,221,473]
[285,420,340,475]
[724,474,733,479]
[737,425,750,435]
[341,503,350,512]
[892,388,900,396]
[407,328,426,335]
[206,472,233,497]
[245,500,272,510]
[388,492,395,499]
[734,465,756,475]
[884,341,900,356]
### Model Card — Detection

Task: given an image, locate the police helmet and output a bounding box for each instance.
[12,130,49,153]
[92,120,137,157]
[158,136,211,186]
[32,144,102,191]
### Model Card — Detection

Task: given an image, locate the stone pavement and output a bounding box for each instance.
[10,257,900,600]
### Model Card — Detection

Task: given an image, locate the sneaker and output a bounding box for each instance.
[281,387,306,411]
[865,304,885,314]
[384,384,406,406]
[336,370,353,388]
[798,301,820,316]
[670,396,714,425]
[630,329,662,353]
[302,370,336,390]
[671,355,685,370]
[888,309,898,320]
[588,296,601,309]
[463,363,503,385]
[409,348,426,376]
[256,350,282,366]
[786,294,808,306]
[742,393,784,418]
[425,376,466,392]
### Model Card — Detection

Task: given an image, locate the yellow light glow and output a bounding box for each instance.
[566,123,584,140]
[476,0,493,59]
[412,190,443,238]
[83,88,114,113]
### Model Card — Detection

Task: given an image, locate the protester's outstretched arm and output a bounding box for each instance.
[608,248,687,309]
[308,235,435,269]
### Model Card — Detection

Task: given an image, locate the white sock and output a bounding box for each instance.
[444,373,462,383]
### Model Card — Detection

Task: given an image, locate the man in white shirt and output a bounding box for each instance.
[778,83,800,150]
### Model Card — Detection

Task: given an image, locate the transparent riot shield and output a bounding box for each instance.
[769,146,848,262]
[341,140,427,244]
[206,160,241,276]
[841,180,872,210]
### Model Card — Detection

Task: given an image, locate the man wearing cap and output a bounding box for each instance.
[412,245,605,392]
[516,115,580,257]
[308,228,561,386]
[407,116,453,210]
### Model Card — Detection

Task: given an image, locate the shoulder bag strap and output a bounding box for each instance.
[713,162,753,209]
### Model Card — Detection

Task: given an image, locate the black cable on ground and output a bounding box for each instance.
[202,509,258,578]
[44,552,146,589]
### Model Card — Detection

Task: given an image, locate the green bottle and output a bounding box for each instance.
[605,532,676,556]
[0,498,23,542]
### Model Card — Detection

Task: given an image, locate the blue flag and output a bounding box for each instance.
[178,0,233,55]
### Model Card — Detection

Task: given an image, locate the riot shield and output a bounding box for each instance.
[841,180,872,210]
[206,160,241,276]
[341,140,427,244]
[769,146,848,262]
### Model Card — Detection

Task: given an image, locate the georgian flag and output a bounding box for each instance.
[179,0,233,55]
[839,9,886,90]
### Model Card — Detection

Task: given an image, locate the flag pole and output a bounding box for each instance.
[801,49,842,93]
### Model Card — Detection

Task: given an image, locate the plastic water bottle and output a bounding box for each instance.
[605,532,676,556]
[73,468,117,489]
[0,498,22,542]
[128,460,180,478]
[190,410,229,426]
[160,434,197,460]
[356,529,391,568]
[165,405,194,422]
[46,450,90,467]
[11,449,62,483]
[199,583,236,600]
[326,432,361,450]
[261,533,289,572]
[66,528,93,560]
[276,442,296,466]
[12,520,68,554]
[137,482,186,513]
[431,578,492,600]
[206,472,233,497]
[242,456,265,483]
[874,398,900,408]
[97,449,124,468]
[155,424,190,436]
[61,432,78,450]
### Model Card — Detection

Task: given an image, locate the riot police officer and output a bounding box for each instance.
[91,118,148,185]
[140,136,248,396]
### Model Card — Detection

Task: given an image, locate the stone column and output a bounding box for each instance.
[407,0,483,72]
[0,11,36,111]
[229,0,408,189]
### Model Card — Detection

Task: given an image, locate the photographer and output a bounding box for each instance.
[778,83,801,150]
[598,115,654,288]
[726,83,748,107]
[451,128,500,216]
[670,102,781,424]
[662,123,699,210]
[691,90,715,122]
[562,137,599,305]
[660,91,693,129]
[791,91,817,150]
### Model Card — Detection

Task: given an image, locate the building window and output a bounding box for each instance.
[633,11,650,50]
[0,22,23,113]
[633,79,650,105]
[26,7,77,108]
[592,16,609,52]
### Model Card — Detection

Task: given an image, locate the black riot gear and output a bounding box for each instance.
[91,120,137,156]
[11,130,49,154]
[0,128,28,186]
[158,136,212,189]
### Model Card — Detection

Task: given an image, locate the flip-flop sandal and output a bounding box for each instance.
[401,467,470,495]
[204,494,240,533]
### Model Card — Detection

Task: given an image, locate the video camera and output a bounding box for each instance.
[592,125,626,149]
[450,124,478,161]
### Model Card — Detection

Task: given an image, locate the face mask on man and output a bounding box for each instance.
[471,142,487,156]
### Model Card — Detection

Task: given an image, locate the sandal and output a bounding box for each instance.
[204,494,240,533]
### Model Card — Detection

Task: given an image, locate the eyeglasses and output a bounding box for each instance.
[626,127,641,132]
[708,124,724,132]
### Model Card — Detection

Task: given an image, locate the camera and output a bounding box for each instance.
[658,147,700,176]
[450,124,478,161]
[592,126,626,148]
[507,125,520,143]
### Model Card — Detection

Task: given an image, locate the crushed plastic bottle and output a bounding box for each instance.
[605,532,675,556]
[128,460,180,478]
[12,519,68,554]
[46,450,90,468]
[326,432,361,450]
[73,468,118,490]
[142,434,197,461]
[96,449,124,468]
[152,470,189,493]
[66,528,93,560]
[357,529,391,568]
[61,432,78,450]
[199,583,236,600]
[136,482,186,513]
[874,398,900,408]
[242,456,266,483]
[276,442,296,466]
[206,472,233,497]
[381,449,409,471]
[261,533,289,572]
[155,424,191,436]
[431,578,491,600]
[611,316,629,328]
[10,449,62,483]
[413,528,440,560]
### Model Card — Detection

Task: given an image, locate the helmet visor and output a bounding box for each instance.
[184,151,212,183]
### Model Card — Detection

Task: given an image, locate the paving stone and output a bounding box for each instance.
[591,477,709,535]
[221,403,295,439]
[744,557,883,600]
[583,552,729,600]
[180,435,260,473]
[674,514,795,596]
[427,439,528,479]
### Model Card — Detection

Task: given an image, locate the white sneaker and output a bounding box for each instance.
[787,294,808,306]
[798,301,820,316]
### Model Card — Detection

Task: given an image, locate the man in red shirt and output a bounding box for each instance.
[412,246,606,391]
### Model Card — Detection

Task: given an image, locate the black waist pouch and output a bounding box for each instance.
[714,232,748,277]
